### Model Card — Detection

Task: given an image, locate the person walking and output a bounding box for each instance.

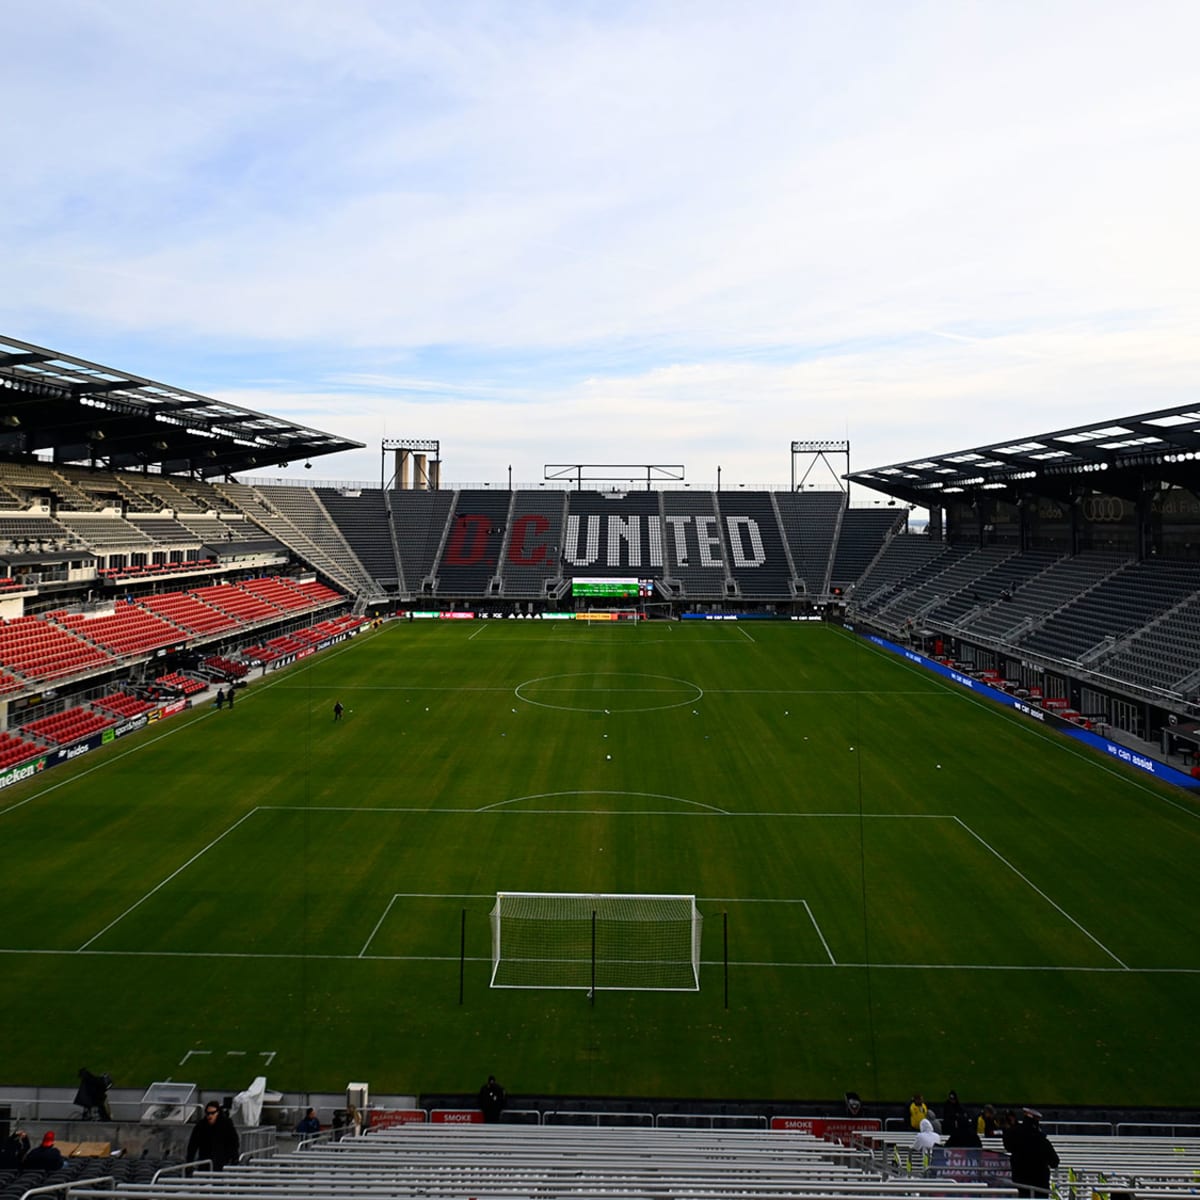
[1005,1108,1059,1197]
[187,1102,240,1172]
[333,701,344,722]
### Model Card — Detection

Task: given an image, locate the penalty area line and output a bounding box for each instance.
[76,808,262,952]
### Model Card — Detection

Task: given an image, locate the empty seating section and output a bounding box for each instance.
[231,482,383,599]
[0,514,76,551]
[319,489,401,585]
[189,584,283,624]
[878,545,1013,626]
[392,489,457,587]
[239,576,320,612]
[720,492,793,598]
[0,729,42,767]
[94,691,156,717]
[20,705,115,744]
[204,656,249,678]
[177,514,279,549]
[126,515,204,546]
[435,489,512,595]
[1097,599,1200,691]
[73,1121,1118,1200]
[244,615,362,664]
[776,492,844,595]
[121,472,209,513]
[245,634,309,663]
[830,508,905,588]
[303,615,363,639]
[1018,558,1200,663]
[961,552,1125,641]
[853,537,955,611]
[55,602,187,657]
[0,461,96,509]
[501,491,567,596]
[248,485,377,594]
[0,615,112,682]
[943,548,1062,631]
[152,671,206,696]
[56,513,156,548]
[288,579,341,604]
[105,473,161,513]
[660,491,728,598]
[141,591,241,635]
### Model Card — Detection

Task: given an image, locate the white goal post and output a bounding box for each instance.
[489,892,702,992]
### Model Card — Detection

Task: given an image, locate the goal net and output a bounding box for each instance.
[489,892,702,991]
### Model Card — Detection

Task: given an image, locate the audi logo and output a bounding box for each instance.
[1081,496,1126,522]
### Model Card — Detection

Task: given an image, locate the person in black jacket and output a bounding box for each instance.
[1004,1108,1060,1197]
[478,1074,507,1123]
[75,1068,111,1120]
[187,1102,240,1171]
[0,1130,30,1170]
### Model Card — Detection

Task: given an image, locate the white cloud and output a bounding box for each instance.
[4,0,1199,486]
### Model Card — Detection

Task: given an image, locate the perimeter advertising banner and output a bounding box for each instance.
[856,628,1200,791]
[0,700,188,793]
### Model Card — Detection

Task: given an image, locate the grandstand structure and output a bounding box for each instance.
[4,339,1200,1194]
[4,336,1200,770]
[9,1115,1200,1200]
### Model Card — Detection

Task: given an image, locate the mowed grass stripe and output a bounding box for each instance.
[0,620,1197,1102]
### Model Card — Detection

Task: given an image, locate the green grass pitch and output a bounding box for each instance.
[3,619,1198,1107]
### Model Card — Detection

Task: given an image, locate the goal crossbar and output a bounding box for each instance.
[490,891,702,992]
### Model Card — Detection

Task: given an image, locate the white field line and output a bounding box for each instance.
[737,625,756,643]
[702,896,836,965]
[953,816,1129,969]
[468,622,489,640]
[76,808,262,951]
[358,894,400,957]
[803,899,837,965]
[2,946,1195,974]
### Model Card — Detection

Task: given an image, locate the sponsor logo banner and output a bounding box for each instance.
[862,633,1200,791]
[0,757,48,792]
[770,1117,880,1140]
[369,1109,426,1129]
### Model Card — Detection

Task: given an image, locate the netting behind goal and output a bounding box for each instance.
[490,892,702,991]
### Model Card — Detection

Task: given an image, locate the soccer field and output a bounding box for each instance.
[3,619,1198,1107]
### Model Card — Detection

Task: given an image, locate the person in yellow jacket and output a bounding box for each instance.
[910,1093,929,1130]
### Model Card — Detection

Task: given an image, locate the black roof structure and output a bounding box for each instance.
[848,405,1200,507]
[0,335,363,479]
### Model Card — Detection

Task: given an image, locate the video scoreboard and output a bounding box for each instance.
[571,577,654,599]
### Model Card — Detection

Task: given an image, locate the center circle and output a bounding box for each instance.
[515,672,704,714]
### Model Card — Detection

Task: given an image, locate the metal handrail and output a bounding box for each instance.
[150,1159,209,1184]
[20,1177,108,1200]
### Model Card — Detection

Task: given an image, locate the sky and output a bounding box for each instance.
[3,0,1199,493]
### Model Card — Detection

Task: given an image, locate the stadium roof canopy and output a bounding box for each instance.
[847,405,1200,507]
[0,335,362,479]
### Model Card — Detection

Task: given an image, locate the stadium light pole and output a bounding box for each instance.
[717,465,722,492]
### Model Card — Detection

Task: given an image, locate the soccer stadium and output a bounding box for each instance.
[1,334,1199,1197]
